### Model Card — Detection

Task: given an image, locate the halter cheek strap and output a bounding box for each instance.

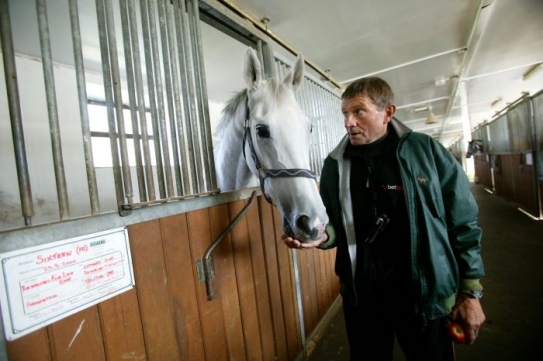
[242,99,317,204]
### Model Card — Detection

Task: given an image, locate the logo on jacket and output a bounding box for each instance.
[380,184,403,191]
[417,177,428,185]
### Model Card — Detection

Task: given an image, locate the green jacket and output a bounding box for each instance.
[319,118,484,321]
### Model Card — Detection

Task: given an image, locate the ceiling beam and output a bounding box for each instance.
[215,0,343,90]
[437,0,494,141]
[339,47,466,84]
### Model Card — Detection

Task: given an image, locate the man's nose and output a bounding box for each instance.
[344,113,356,127]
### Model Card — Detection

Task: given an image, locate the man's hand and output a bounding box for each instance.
[448,294,486,345]
[281,233,327,250]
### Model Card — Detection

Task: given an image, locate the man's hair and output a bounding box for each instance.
[341,77,394,110]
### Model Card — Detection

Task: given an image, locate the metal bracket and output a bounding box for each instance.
[118,205,133,217]
[196,256,214,283]
[197,191,257,301]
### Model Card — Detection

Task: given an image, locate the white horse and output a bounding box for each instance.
[213,48,328,242]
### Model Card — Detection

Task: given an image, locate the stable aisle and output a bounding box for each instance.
[306,184,543,361]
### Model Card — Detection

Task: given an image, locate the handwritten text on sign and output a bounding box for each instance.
[0,227,134,340]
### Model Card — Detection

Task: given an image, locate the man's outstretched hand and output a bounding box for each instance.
[281,233,327,250]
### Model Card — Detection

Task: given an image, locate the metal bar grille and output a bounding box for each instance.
[0,0,219,231]
[0,0,34,227]
[274,57,344,176]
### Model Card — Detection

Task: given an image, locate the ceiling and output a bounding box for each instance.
[7,0,543,148]
[214,0,543,147]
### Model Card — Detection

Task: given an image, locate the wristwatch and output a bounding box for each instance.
[459,289,483,299]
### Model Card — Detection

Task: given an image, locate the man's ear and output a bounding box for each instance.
[384,104,396,123]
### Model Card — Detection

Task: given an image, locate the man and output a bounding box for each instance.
[282,77,485,361]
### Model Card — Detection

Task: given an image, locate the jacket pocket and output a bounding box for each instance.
[418,190,445,219]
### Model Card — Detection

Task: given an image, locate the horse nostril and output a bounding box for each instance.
[295,215,319,239]
[296,215,311,234]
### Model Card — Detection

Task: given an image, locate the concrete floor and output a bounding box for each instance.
[306,184,543,361]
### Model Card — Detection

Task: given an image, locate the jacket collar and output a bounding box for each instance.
[329,117,412,160]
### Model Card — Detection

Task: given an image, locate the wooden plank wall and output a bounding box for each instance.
[492,154,538,217]
[473,154,492,190]
[5,195,339,361]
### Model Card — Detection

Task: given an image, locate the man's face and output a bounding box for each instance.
[341,94,396,146]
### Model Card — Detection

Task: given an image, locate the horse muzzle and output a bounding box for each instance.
[283,214,327,242]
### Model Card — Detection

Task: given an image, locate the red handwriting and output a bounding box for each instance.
[26,294,58,308]
[36,251,73,265]
[21,279,51,292]
[22,271,75,292]
[84,260,101,269]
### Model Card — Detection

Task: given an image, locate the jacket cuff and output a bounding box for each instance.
[317,224,336,249]
[459,278,483,291]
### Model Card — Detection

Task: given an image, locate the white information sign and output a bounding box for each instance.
[0,227,135,340]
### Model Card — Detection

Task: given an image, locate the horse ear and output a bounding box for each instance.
[243,48,263,90]
[283,53,304,91]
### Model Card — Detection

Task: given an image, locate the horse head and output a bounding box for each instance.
[214,48,328,242]
[466,139,484,158]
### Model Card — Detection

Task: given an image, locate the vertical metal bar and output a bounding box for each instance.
[0,0,34,226]
[327,90,338,166]
[95,0,124,208]
[157,0,183,196]
[67,0,100,214]
[310,81,319,172]
[175,0,201,194]
[142,0,174,198]
[259,39,276,79]
[127,0,156,201]
[324,90,334,170]
[172,0,197,195]
[317,87,325,174]
[103,0,134,205]
[190,0,216,192]
[36,0,70,219]
[297,75,315,173]
[528,98,542,219]
[187,0,212,193]
[119,0,147,202]
[172,0,196,194]
[314,83,328,173]
[292,249,307,358]
[139,0,167,198]
[312,83,327,175]
[164,0,191,196]
[303,80,319,174]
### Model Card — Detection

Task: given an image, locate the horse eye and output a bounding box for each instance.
[310,125,314,133]
[256,125,270,138]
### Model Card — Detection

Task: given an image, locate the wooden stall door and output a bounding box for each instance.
[4,195,339,361]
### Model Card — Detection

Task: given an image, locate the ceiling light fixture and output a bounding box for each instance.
[435,76,448,87]
[426,106,438,124]
[522,62,543,81]
[414,106,429,113]
[491,97,502,107]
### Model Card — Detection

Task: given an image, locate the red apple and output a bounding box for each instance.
[447,322,466,344]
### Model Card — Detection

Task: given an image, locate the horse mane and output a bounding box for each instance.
[213,89,248,142]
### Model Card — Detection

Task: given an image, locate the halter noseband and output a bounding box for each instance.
[242,98,317,204]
